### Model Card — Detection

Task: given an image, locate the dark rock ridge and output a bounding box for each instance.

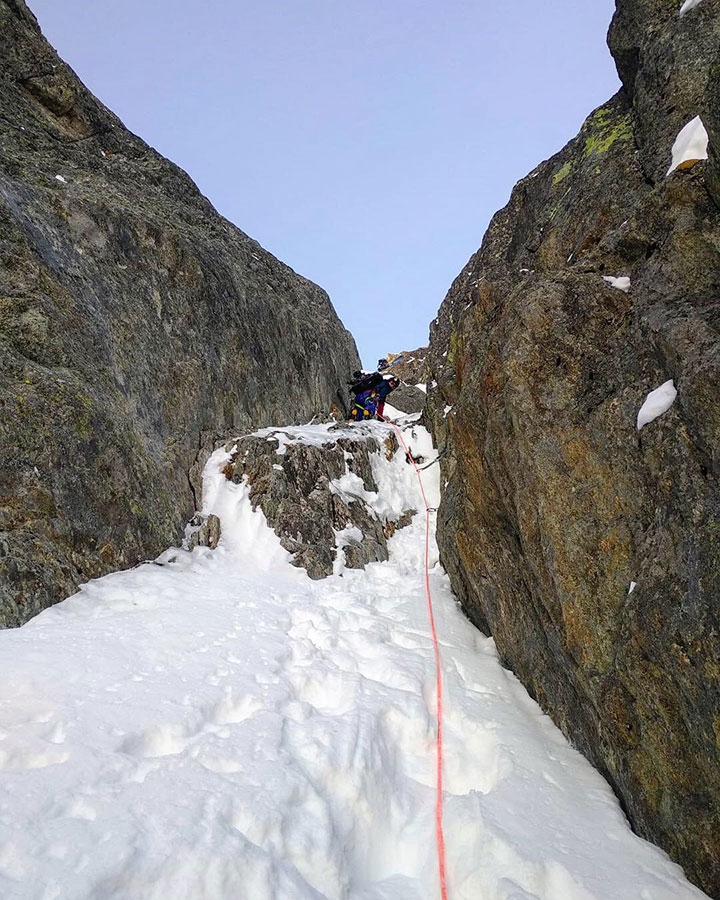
[0,0,360,627]
[426,0,720,895]
[196,426,414,577]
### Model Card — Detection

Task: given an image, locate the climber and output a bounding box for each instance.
[347,370,382,421]
[375,376,399,419]
[378,355,403,371]
[350,387,379,421]
[348,370,383,396]
[347,369,401,421]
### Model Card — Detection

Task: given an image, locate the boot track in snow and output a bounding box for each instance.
[0,420,708,899]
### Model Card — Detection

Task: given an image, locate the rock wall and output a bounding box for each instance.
[426,0,720,895]
[0,0,360,627]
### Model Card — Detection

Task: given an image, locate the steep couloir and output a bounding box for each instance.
[426,0,720,895]
[0,0,360,627]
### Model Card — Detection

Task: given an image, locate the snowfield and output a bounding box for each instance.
[0,422,708,899]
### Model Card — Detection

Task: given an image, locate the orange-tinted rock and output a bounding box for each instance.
[427,2,720,894]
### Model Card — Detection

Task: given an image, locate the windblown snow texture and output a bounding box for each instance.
[0,423,706,899]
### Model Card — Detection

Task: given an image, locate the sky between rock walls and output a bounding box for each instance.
[30,0,619,369]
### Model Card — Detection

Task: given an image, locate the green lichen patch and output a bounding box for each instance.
[552,160,575,187]
[447,328,461,367]
[582,106,633,159]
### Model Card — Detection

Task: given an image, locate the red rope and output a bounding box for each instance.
[379,415,449,899]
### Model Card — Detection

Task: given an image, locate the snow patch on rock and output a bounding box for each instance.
[602,275,631,292]
[679,0,705,14]
[667,116,709,175]
[637,380,678,431]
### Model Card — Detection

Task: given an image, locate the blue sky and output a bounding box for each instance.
[31,0,619,369]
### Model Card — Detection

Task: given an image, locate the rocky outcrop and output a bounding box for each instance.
[426,0,720,895]
[384,347,429,386]
[217,426,414,578]
[186,513,222,552]
[387,383,426,415]
[0,1,359,627]
[378,349,428,415]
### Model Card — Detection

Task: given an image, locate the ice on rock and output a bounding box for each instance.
[637,380,678,430]
[667,116,709,175]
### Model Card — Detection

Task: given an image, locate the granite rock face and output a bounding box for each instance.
[426,0,720,894]
[387,383,426,415]
[379,349,428,415]
[383,347,429,386]
[218,427,414,577]
[0,0,359,627]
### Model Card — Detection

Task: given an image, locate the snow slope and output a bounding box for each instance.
[0,422,708,899]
